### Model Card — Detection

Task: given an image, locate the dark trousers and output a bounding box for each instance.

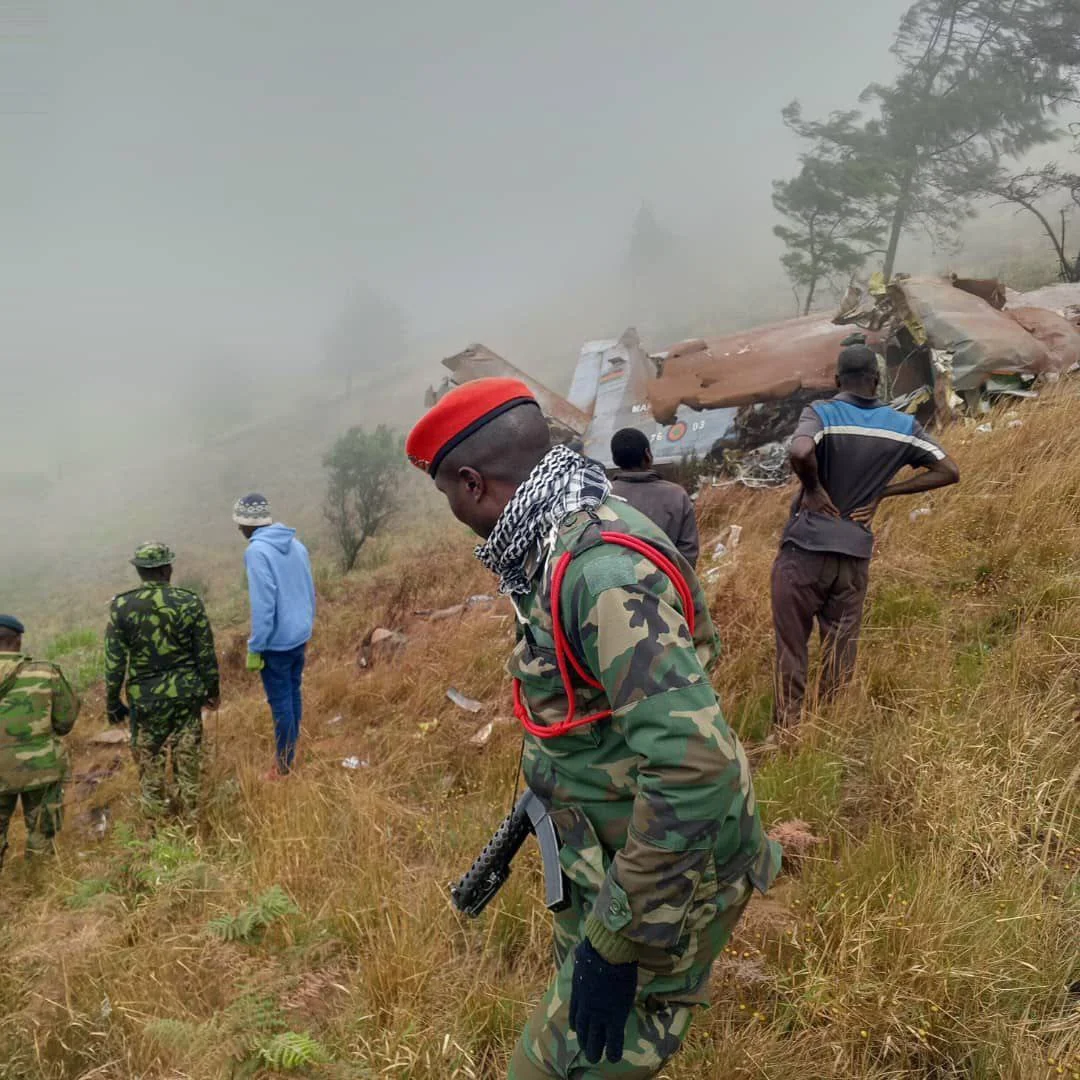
[771,544,870,728]
[0,782,64,868]
[259,643,306,772]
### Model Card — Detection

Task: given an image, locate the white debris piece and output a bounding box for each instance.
[469,721,494,747]
[446,688,483,713]
[341,756,369,770]
[90,728,130,745]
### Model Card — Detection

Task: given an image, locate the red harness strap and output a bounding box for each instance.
[512,533,697,739]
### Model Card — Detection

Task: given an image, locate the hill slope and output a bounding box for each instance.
[0,395,1078,1079]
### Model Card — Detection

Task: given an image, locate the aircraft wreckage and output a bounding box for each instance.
[423,278,1080,482]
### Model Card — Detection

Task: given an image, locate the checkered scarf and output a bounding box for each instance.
[476,444,611,595]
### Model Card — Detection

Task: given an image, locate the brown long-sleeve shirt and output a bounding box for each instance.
[610,470,700,567]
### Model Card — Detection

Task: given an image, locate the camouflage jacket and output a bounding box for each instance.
[508,498,781,966]
[0,652,80,793]
[104,584,219,712]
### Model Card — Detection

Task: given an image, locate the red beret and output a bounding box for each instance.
[406,377,538,475]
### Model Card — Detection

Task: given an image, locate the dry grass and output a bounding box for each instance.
[2,399,1079,1079]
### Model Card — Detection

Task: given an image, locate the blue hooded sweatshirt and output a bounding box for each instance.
[244,523,316,653]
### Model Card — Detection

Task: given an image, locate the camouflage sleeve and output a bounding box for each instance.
[50,666,80,736]
[103,602,127,712]
[566,551,745,965]
[191,598,219,701]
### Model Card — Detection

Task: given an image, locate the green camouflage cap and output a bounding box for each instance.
[130,542,175,569]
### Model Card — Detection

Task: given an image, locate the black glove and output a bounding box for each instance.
[568,938,638,1064]
[107,702,130,725]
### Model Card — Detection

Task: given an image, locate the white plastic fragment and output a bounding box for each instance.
[446,688,483,713]
[469,721,494,747]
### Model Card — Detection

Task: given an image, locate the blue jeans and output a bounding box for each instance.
[259,643,306,772]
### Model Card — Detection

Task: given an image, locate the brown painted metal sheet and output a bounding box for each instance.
[440,344,590,433]
[646,314,854,425]
[1004,307,1080,372]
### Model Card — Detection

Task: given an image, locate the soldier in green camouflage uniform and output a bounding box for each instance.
[104,543,220,819]
[406,380,781,1079]
[0,614,80,869]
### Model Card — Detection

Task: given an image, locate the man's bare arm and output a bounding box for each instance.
[850,456,960,524]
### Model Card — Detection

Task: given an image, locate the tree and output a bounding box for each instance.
[780,0,1080,280]
[322,287,407,396]
[973,163,1080,281]
[322,425,406,572]
[773,153,889,314]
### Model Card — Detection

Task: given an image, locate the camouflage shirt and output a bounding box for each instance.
[0,652,80,793]
[508,498,781,966]
[104,584,219,712]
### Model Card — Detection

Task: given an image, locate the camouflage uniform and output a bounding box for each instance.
[104,564,219,818]
[505,499,781,1079]
[0,652,80,868]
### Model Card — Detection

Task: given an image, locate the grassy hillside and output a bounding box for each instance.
[1,394,1078,1079]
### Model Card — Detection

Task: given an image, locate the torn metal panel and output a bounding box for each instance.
[949,274,1007,310]
[431,343,589,445]
[575,330,737,468]
[1012,283,1080,320]
[887,277,1054,392]
[1003,307,1080,372]
[646,314,855,425]
[440,344,590,434]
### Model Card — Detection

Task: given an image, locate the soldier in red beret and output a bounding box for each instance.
[408,379,780,1079]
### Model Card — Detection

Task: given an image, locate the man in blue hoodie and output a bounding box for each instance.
[233,494,316,778]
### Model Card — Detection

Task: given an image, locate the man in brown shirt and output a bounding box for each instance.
[772,343,960,730]
[609,428,700,567]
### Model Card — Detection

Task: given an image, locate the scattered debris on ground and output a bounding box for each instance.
[720,440,792,488]
[89,728,130,745]
[413,595,496,621]
[74,805,111,840]
[469,721,494,747]
[446,688,483,714]
[357,627,409,669]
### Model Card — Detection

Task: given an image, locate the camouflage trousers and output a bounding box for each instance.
[0,781,64,869]
[508,873,753,1079]
[130,700,202,819]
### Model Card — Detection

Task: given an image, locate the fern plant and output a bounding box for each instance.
[207,885,300,943]
[258,1031,330,1071]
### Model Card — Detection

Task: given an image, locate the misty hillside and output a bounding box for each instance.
[0,387,1076,1079]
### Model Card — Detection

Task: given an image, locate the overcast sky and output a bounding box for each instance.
[2,0,914,382]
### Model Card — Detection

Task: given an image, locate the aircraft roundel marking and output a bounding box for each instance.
[666,422,687,442]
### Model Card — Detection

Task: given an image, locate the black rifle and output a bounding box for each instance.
[452,789,569,917]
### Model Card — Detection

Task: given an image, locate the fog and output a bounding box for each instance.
[0,0,1016,610]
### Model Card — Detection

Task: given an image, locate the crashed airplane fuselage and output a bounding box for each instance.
[426,331,741,468]
[422,278,1080,473]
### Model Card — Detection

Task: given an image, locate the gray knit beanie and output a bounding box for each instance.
[232,493,273,527]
